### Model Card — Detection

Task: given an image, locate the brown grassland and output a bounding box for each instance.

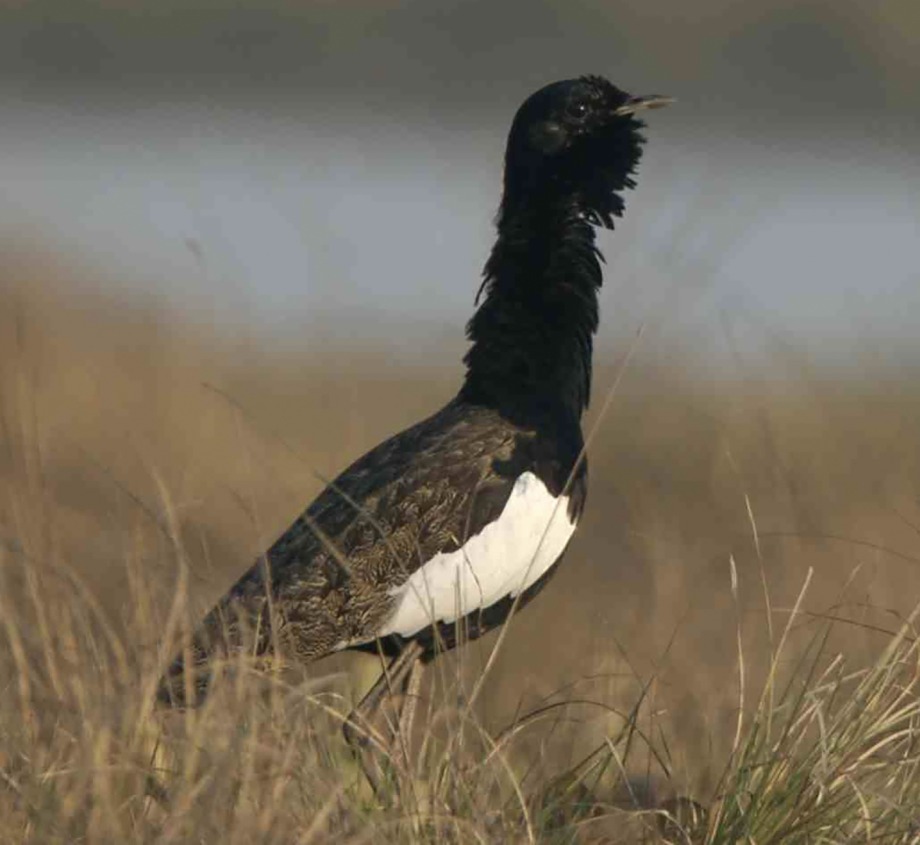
[1,242,919,842]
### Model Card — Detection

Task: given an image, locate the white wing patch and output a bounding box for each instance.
[376,471,577,639]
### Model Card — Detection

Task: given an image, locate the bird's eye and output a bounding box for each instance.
[566,100,590,120]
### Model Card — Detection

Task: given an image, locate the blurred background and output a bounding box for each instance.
[1,0,919,365]
[1,0,919,801]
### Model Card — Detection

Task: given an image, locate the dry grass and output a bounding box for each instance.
[2,241,920,841]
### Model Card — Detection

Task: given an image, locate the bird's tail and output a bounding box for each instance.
[156,632,219,708]
[156,595,272,708]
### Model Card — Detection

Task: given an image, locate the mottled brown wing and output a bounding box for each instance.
[257,400,526,658]
[159,400,526,703]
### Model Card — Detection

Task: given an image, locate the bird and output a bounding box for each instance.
[158,75,670,787]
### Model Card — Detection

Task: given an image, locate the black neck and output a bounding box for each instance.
[459,196,603,422]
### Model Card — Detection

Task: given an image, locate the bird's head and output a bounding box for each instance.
[502,76,671,227]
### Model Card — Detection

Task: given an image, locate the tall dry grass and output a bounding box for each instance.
[1,241,919,841]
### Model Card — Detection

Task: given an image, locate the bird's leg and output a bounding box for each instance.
[342,639,424,797]
[394,653,424,773]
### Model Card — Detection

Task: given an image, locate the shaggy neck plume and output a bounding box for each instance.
[460,195,604,422]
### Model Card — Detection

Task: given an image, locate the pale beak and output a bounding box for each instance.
[614,94,675,116]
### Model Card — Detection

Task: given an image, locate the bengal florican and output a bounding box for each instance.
[158,75,670,788]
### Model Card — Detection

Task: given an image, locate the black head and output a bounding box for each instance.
[502,76,671,227]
